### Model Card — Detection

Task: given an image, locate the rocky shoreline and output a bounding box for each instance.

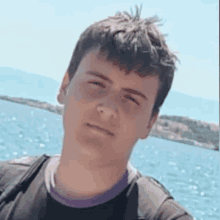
[0,95,219,151]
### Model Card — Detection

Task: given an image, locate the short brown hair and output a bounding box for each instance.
[67,5,180,119]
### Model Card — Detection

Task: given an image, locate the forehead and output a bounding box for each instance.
[76,48,159,95]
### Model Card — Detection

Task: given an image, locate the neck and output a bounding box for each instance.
[54,152,129,198]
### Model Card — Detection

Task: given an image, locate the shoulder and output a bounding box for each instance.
[8,155,38,165]
[135,174,194,219]
[0,154,50,176]
[0,154,51,189]
[136,174,174,200]
[158,199,194,219]
[0,154,52,166]
[146,176,193,219]
[0,155,37,165]
[0,155,40,180]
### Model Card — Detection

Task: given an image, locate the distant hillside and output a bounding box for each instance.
[0,67,60,105]
[0,95,219,151]
[150,115,219,151]
[159,91,218,125]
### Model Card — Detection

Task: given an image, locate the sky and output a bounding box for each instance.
[0,0,219,101]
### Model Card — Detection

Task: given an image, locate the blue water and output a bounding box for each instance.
[0,99,219,220]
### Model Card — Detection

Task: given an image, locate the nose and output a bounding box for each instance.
[96,89,121,120]
[97,100,118,120]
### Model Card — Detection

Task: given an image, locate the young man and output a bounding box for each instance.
[0,5,194,220]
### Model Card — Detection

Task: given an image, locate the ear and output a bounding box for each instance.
[139,112,159,140]
[57,71,71,105]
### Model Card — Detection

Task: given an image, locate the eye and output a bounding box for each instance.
[89,81,105,88]
[125,95,139,105]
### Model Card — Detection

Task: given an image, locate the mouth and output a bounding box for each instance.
[86,123,114,136]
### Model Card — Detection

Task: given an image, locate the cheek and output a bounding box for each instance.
[75,82,97,104]
[121,120,138,138]
[64,91,86,123]
[69,81,85,101]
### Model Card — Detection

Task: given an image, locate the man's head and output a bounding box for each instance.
[57,6,179,165]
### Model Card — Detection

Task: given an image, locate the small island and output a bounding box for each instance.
[0,95,219,151]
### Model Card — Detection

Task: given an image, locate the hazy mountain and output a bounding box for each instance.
[0,67,218,124]
[0,67,60,105]
[160,90,219,124]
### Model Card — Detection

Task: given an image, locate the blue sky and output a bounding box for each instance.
[0,0,218,101]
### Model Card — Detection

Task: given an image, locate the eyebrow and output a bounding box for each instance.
[86,71,148,101]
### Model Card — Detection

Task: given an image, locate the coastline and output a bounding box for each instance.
[0,95,219,151]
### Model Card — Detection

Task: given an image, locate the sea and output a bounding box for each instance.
[0,99,219,220]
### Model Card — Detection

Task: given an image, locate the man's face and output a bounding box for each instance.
[58,48,159,165]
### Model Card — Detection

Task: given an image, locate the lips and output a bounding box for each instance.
[86,123,114,136]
